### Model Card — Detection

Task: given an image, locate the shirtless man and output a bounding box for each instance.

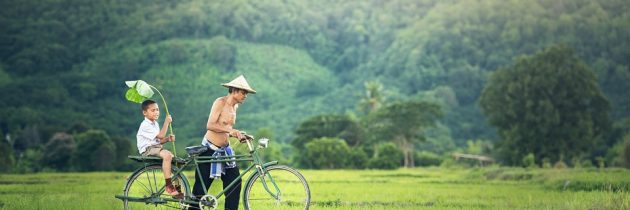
[190,75,256,210]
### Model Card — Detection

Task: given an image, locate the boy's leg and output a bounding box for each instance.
[159,150,173,179]
[221,167,241,210]
[159,150,181,197]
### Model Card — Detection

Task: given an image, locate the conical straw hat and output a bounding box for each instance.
[222,75,257,94]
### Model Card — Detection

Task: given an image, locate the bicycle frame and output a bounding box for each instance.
[117,138,284,208]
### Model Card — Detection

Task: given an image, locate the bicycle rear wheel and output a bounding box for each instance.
[243,165,311,210]
[123,164,190,210]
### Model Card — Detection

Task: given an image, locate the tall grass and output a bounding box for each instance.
[0,167,628,209]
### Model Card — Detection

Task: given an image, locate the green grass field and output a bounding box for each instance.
[0,167,628,209]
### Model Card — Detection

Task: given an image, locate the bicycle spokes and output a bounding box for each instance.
[261,171,282,200]
[123,165,189,210]
[244,165,310,210]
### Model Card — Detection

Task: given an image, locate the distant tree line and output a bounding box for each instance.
[0,125,134,173]
[291,45,630,169]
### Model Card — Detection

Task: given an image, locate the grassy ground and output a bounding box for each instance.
[0,167,628,209]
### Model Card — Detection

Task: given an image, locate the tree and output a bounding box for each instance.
[42,132,76,171]
[73,130,116,171]
[0,130,14,172]
[292,114,365,168]
[292,114,364,150]
[479,45,611,165]
[366,101,442,168]
[617,133,630,168]
[12,124,41,154]
[111,136,133,171]
[358,81,386,114]
[303,137,350,169]
[367,142,403,169]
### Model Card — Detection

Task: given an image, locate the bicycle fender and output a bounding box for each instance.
[262,161,279,168]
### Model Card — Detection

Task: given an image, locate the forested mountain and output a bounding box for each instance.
[1,0,629,169]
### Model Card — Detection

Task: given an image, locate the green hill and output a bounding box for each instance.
[82,37,346,146]
[1,0,630,167]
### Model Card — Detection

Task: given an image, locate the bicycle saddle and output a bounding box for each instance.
[185,145,208,156]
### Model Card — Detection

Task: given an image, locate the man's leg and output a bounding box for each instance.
[189,149,215,210]
[222,167,242,210]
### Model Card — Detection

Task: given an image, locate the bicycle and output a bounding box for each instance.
[115,134,311,210]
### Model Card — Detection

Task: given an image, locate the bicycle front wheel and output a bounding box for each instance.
[123,164,190,210]
[243,165,311,210]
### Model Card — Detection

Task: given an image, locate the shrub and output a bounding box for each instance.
[347,149,368,169]
[522,153,537,168]
[541,157,551,168]
[367,143,403,169]
[554,160,568,169]
[414,151,443,166]
[303,137,350,169]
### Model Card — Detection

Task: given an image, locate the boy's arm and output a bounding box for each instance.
[157,115,172,144]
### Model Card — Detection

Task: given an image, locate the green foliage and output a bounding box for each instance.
[480,45,612,165]
[522,153,537,168]
[12,125,42,153]
[302,137,351,169]
[367,143,403,169]
[619,134,630,168]
[554,160,569,169]
[13,148,43,173]
[2,0,630,171]
[414,151,443,167]
[0,65,10,87]
[0,130,14,172]
[293,114,364,151]
[73,130,116,171]
[607,119,630,166]
[357,81,386,115]
[465,139,493,155]
[111,136,135,171]
[367,101,442,143]
[541,158,552,168]
[347,148,369,169]
[366,101,442,167]
[124,80,154,103]
[42,133,76,171]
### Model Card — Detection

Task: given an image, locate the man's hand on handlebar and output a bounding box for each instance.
[230,129,244,140]
[239,132,254,143]
[230,129,253,143]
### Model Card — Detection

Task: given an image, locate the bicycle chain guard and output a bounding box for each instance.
[199,195,218,210]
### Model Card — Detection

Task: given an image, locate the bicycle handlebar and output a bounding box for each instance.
[239,131,269,151]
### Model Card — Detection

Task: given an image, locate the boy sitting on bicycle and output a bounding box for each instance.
[136,99,180,196]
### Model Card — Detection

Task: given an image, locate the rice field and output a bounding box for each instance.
[0,167,628,209]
